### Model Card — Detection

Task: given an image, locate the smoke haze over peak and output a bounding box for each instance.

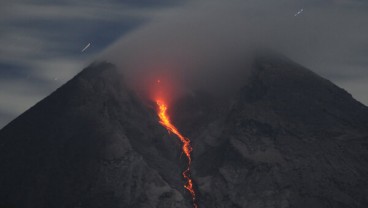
[101,0,368,101]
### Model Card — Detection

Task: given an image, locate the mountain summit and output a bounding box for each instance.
[1,56,368,208]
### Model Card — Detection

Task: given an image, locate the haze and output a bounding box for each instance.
[1,0,368,128]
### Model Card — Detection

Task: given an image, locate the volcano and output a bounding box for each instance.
[1,55,368,208]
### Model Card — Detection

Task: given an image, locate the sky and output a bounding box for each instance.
[1,0,368,128]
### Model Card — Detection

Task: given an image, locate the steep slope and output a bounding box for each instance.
[0,62,191,208]
[173,55,368,208]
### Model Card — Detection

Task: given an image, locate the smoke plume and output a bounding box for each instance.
[100,0,368,103]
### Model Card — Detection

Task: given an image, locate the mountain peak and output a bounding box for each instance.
[1,57,368,208]
[236,54,368,136]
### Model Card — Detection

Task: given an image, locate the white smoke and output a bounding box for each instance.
[100,0,368,103]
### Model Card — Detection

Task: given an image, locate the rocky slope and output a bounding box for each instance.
[174,55,368,208]
[0,62,190,208]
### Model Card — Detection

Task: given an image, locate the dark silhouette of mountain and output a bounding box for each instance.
[1,55,368,208]
[0,62,190,208]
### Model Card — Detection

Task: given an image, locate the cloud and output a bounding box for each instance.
[102,0,368,105]
[0,0,182,128]
[1,0,368,128]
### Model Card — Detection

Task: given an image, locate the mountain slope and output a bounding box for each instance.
[0,62,190,208]
[175,55,368,208]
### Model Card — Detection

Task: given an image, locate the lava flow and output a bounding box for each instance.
[156,99,198,208]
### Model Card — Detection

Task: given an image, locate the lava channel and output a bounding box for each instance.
[156,99,198,208]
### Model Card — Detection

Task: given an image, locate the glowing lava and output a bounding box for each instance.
[156,99,198,208]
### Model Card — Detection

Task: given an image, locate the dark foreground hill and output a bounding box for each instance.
[1,55,368,208]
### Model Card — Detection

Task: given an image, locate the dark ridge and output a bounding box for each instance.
[0,62,189,208]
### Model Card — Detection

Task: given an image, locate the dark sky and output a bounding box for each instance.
[1,0,368,128]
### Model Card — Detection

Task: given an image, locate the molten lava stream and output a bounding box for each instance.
[156,99,198,208]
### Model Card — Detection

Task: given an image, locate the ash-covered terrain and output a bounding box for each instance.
[1,54,368,208]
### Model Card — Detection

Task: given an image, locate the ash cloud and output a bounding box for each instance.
[101,0,368,104]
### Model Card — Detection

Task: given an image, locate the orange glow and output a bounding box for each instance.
[156,99,198,208]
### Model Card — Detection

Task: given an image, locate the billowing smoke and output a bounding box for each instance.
[99,0,368,103]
